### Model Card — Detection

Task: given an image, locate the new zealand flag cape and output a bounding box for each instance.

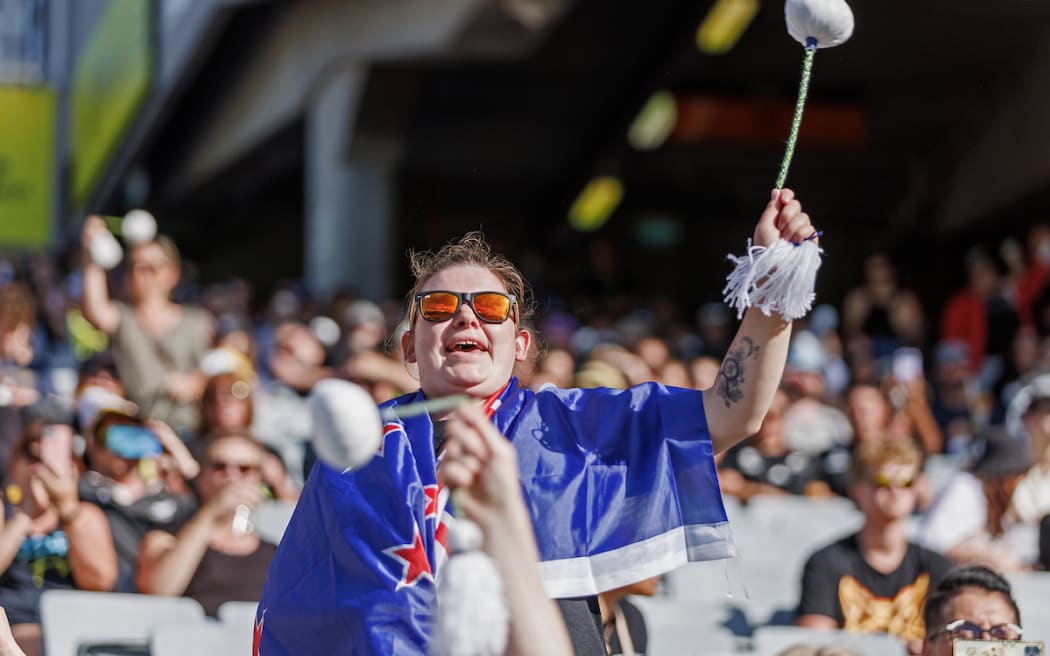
[254,378,734,655]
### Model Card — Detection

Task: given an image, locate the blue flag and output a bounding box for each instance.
[255,378,733,655]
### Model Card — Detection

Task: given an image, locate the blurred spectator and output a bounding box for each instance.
[80,216,213,436]
[76,388,197,592]
[1015,223,1050,328]
[921,565,1023,655]
[719,389,833,501]
[0,402,117,655]
[796,439,951,643]
[658,359,691,388]
[527,347,576,391]
[782,331,852,455]
[929,340,975,454]
[807,304,850,397]
[842,253,924,359]
[940,247,1020,391]
[695,303,732,359]
[1007,374,1050,524]
[919,425,1031,572]
[136,430,276,616]
[1040,514,1050,570]
[598,576,658,656]
[688,355,720,390]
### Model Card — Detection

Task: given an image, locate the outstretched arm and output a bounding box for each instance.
[702,189,817,453]
[80,216,121,335]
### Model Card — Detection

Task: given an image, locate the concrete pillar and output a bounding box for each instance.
[305,65,398,302]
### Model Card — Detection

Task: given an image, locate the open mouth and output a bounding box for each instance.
[446,340,485,353]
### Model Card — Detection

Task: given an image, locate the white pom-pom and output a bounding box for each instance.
[308,379,383,471]
[432,522,508,656]
[785,0,854,48]
[722,238,823,321]
[309,316,341,348]
[121,209,157,245]
[90,231,123,270]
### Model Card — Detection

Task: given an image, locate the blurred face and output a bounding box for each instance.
[690,357,720,390]
[126,243,178,302]
[274,324,325,367]
[402,265,530,400]
[197,436,263,502]
[538,348,575,388]
[205,377,252,431]
[924,589,1020,656]
[755,390,789,452]
[852,461,919,522]
[848,385,890,443]
[1023,400,1050,463]
[636,338,669,373]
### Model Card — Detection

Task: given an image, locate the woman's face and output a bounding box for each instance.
[402,265,530,400]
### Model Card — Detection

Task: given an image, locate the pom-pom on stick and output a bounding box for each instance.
[775,0,854,189]
[308,379,384,471]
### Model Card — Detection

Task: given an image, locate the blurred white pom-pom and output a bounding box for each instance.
[90,231,123,270]
[121,209,157,245]
[309,378,383,471]
[785,0,854,48]
[432,548,508,656]
[309,315,341,348]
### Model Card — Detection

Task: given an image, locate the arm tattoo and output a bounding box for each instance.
[715,337,761,408]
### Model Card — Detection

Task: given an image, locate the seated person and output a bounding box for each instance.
[76,387,198,592]
[796,439,952,644]
[137,430,276,616]
[919,425,1030,572]
[0,402,117,656]
[719,388,833,501]
[1009,375,1050,524]
[921,565,1023,655]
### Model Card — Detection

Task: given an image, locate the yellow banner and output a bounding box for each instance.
[0,86,55,249]
[70,0,152,207]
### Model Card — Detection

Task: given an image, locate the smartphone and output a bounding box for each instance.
[953,640,1045,656]
[892,347,924,383]
[40,424,74,477]
[103,424,164,459]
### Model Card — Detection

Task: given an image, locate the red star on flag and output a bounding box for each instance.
[252,610,265,656]
[385,524,433,589]
[423,483,446,518]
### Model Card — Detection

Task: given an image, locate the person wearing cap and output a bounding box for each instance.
[80,216,213,436]
[76,388,197,592]
[1008,374,1050,524]
[0,401,118,655]
[918,425,1032,571]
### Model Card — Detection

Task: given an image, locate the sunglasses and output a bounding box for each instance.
[414,291,517,324]
[207,460,261,476]
[932,619,1023,641]
[871,471,916,489]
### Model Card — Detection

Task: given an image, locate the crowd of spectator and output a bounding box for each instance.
[0,218,1049,654]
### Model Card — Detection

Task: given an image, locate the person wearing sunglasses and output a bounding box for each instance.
[922,565,1023,655]
[797,438,953,647]
[259,190,819,655]
[136,430,277,616]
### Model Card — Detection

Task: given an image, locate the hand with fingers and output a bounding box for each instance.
[33,462,80,521]
[754,188,819,248]
[439,404,526,533]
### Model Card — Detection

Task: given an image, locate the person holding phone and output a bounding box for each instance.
[76,389,198,593]
[0,402,117,656]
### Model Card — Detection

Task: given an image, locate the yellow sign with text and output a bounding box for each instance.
[70,0,152,207]
[0,86,55,249]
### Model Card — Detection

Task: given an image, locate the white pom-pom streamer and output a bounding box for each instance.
[308,379,383,471]
[722,238,823,321]
[431,517,508,656]
[90,231,124,270]
[785,0,854,48]
[121,209,157,245]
